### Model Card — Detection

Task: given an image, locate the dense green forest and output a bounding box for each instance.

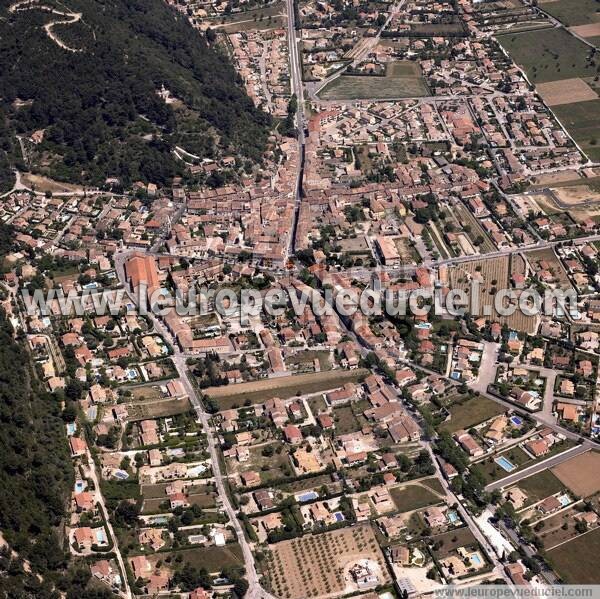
[0,0,272,187]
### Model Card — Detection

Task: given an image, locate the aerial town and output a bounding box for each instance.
[2,0,600,597]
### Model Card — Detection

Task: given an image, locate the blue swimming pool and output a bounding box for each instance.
[510,416,523,426]
[495,456,516,472]
[470,554,482,566]
[297,491,318,502]
[447,510,459,524]
[334,512,345,522]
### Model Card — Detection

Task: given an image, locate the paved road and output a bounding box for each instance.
[85,449,132,599]
[343,233,600,278]
[485,444,590,492]
[424,443,513,586]
[114,256,276,599]
[284,0,304,260]
[309,0,406,101]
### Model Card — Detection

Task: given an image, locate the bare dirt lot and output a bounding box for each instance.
[527,187,600,222]
[265,524,391,599]
[205,368,368,409]
[553,185,600,206]
[570,23,600,37]
[21,172,84,194]
[551,451,600,497]
[537,78,598,106]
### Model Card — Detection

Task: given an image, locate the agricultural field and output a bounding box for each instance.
[448,256,538,333]
[547,526,600,583]
[553,99,600,161]
[551,451,600,497]
[497,27,599,83]
[537,77,598,106]
[265,524,391,599]
[204,368,368,409]
[539,0,600,27]
[320,61,429,100]
[439,396,506,433]
[389,482,444,513]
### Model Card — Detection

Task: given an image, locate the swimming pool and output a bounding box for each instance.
[510,416,523,426]
[74,480,85,493]
[95,529,107,544]
[297,491,318,502]
[188,464,207,477]
[469,553,483,566]
[66,422,77,435]
[114,469,129,480]
[495,456,517,472]
[334,512,345,522]
[447,510,459,524]
[558,494,570,507]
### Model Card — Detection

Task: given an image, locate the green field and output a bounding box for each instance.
[439,397,505,433]
[547,526,600,583]
[540,0,600,26]
[390,484,442,513]
[498,27,599,83]
[553,99,600,160]
[474,447,532,483]
[512,469,566,503]
[159,544,244,573]
[320,61,429,100]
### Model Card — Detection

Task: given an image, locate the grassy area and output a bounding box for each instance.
[205,368,368,409]
[389,484,442,513]
[497,27,599,83]
[540,0,600,26]
[320,61,429,100]
[474,446,532,483]
[514,469,566,503]
[547,526,600,583]
[421,477,445,495]
[159,544,244,573]
[286,350,331,371]
[332,405,362,435]
[125,397,191,420]
[439,397,505,433]
[430,526,479,560]
[553,99,600,161]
